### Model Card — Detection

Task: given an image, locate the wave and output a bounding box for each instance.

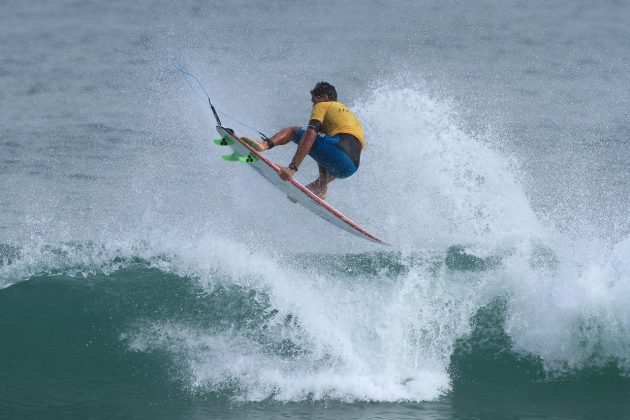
[1,235,629,403]
[2,83,629,403]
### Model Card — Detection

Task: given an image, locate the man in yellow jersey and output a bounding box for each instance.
[242,82,364,200]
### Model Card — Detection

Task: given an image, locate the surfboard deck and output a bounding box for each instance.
[214,126,387,245]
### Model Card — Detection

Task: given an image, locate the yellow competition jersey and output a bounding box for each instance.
[310,101,365,148]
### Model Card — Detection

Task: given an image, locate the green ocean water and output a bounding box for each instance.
[1,249,630,419]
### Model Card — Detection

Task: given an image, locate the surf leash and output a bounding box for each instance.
[171,58,222,126]
[171,59,270,140]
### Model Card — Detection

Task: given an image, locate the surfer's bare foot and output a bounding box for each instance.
[241,136,268,152]
[306,180,328,200]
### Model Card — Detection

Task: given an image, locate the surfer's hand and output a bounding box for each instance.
[277,165,296,181]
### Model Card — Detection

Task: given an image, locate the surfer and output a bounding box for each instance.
[242,82,364,200]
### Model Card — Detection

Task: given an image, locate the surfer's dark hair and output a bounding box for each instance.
[311,82,337,101]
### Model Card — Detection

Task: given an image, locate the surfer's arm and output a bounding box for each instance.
[278,127,317,181]
[290,127,317,169]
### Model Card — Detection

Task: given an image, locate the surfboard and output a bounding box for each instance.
[214,126,387,245]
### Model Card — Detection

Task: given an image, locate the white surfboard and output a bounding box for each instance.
[215,126,386,245]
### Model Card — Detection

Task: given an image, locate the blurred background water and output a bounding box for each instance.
[1,1,629,418]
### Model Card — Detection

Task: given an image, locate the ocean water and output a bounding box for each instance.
[1,0,630,418]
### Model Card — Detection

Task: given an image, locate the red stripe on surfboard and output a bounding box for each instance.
[217,127,387,245]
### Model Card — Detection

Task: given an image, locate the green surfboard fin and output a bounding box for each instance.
[238,153,258,163]
[222,152,258,163]
[214,137,234,146]
[222,153,240,161]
